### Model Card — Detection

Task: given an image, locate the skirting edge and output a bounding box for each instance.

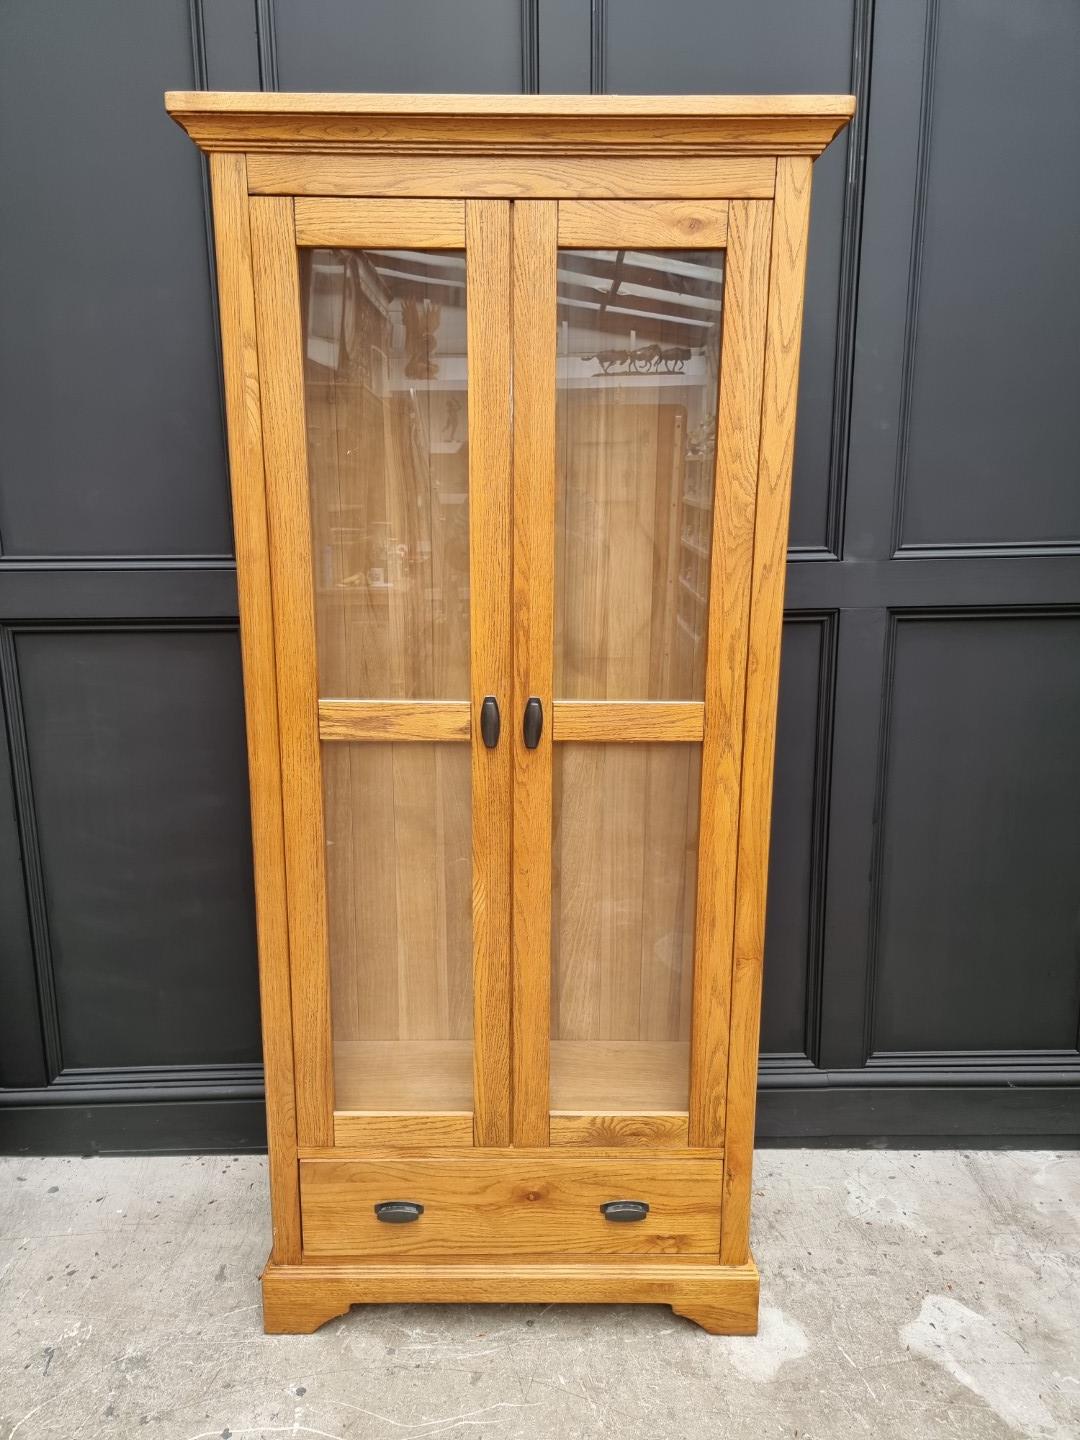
[261,1256,760,1336]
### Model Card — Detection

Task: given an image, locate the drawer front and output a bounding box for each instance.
[300,1154,722,1257]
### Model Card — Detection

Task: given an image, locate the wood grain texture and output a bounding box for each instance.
[552,701,704,743]
[262,1257,759,1335]
[555,399,711,706]
[550,1113,691,1148]
[165,91,854,158]
[511,201,557,1147]
[551,747,701,1073]
[294,198,464,247]
[249,195,334,1148]
[301,245,470,705]
[550,1039,691,1112]
[334,1038,473,1111]
[301,214,476,1080]
[297,1145,710,1162]
[318,700,470,742]
[299,1154,723,1257]
[185,96,850,1327]
[209,155,301,1263]
[558,200,729,248]
[720,160,813,1261]
[246,155,776,200]
[170,91,855,119]
[549,239,725,1089]
[466,200,514,1148]
[322,743,472,1053]
[687,201,773,1149]
[333,1113,474,1148]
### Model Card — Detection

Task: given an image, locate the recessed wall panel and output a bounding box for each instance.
[603,0,856,551]
[274,0,523,92]
[873,616,1080,1053]
[0,0,229,555]
[900,0,1080,549]
[15,630,260,1070]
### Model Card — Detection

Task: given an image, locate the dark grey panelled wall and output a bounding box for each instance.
[0,0,1077,1151]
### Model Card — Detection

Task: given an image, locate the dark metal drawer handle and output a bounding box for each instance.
[480,696,500,748]
[523,696,543,750]
[374,1200,425,1224]
[601,1200,650,1223]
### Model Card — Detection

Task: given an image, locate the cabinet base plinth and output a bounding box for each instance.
[261,1256,759,1336]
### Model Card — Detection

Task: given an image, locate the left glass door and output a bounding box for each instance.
[250,198,512,1150]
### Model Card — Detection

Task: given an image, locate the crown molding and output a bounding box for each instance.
[165,91,855,158]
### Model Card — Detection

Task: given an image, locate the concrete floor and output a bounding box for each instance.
[0,1150,1077,1440]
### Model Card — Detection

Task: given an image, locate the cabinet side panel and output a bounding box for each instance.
[209,154,300,1260]
[687,201,772,1147]
[249,195,334,1148]
[721,158,813,1263]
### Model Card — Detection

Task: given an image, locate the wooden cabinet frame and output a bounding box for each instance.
[169,92,853,1335]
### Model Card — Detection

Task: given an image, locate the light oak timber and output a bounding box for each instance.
[550,1039,691,1113]
[511,201,556,1147]
[721,159,813,1263]
[318,700,470,743]
[550,1113,691,1148]
[249,196,334,1149]
[299,1154,723,1257]
[298,1145,719,1162]
[334,1038,473,1112]
[168,88,852,1336]
[466,199,514,1148]
[304,195,475,1065]
[558,200,729,248]
[551,701,704,743]
[208,154,301,1263]
[294,197,464,247]
[333,1114,474,1148]
[688,200,773,1149]
[169,91,855,119]
[262,1259,759,1336]
[550,262,710,1062]
[165,91,854,157]
[246,155,776,201]
[321,747,472,1057]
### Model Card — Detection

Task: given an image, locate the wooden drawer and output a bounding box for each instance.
[300,1153,722,1258]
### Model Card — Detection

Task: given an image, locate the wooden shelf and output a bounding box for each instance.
[334,1038,690,1116]
[551,1040,690,1113]
[335,1039,473,1113]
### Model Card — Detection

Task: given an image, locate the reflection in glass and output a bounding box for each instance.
[301,248,469,700]
[551,743,701,1113]
[325,742,473,1113]
[555,249,724,701]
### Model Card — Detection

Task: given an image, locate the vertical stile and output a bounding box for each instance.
[687,202,773,1147]
[249,195,335,1148]
[511,201,558,1146]
[467,200,514,1145]
[209,154,302,1259]
[720,158,814,1262]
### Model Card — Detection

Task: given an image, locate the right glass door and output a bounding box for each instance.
[512,198,774,1149]
[551,241,722,1122]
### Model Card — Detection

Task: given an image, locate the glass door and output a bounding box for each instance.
[250,197,512,1149]
[511,199,774,1149]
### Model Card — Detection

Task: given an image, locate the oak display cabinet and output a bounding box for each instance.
[167,91,853,1335]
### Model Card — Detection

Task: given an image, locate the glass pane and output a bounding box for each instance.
[326,742,473,1112]
[301,248,469,700]
[551,743,701,1112]
[555,249,724,701]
